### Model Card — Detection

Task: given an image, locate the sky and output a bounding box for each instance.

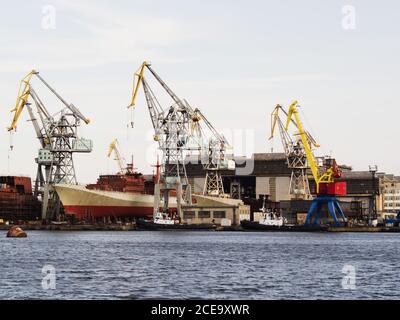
[0,0,399,184]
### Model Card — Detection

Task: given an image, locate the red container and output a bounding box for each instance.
[318,182,347,196]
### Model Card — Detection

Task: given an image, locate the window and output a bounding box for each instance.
[198,211,211,219]
[183,211,195,219]
[213,211,226,219]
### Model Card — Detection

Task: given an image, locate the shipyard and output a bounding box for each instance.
[0,64,398,233]
[1,0,400,305]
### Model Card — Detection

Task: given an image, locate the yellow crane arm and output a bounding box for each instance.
[269,104,283,140]
[107,139,116,158]
[128,61,150,108]
[285,100,320,184]
[8,70,37,131]
[108,139,126,173]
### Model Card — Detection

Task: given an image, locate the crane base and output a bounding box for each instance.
[305,196,346,226]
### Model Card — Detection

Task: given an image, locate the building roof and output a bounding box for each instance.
[253,153,287,161]
[341,171,376,180]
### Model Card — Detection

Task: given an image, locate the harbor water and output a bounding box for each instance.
[0,231,399,300]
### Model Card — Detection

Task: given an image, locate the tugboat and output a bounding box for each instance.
[136,211,216,231]
[241,196,328,232]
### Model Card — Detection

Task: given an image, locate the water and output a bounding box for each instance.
[0,230,399,300]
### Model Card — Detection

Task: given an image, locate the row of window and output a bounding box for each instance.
[384,196,400,201]
[384,203,400,208]
[383,190,400,195]
[183,211,226,219]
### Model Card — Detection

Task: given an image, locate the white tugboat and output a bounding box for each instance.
[258,196,285,227]
[241,196,328,232]
[153,212,178,226]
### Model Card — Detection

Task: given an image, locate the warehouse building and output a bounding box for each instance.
[185,153,381,223]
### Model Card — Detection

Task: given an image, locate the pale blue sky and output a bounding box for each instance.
[0,0,399,183]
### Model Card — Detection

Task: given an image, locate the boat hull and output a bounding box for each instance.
[240,220,328,232]
[54,184,177,220]
[136,219,216,231]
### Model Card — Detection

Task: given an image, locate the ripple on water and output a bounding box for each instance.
[0,231,399,299]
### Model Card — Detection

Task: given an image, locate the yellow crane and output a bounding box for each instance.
[107,139,128,174]
[272,100,347,225]
[270,103,319,199]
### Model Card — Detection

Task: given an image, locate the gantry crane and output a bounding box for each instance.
[129,61,196,219]
[128,62,234,218]
[270,104,319,199]
[107,139,132,174]
[8,70,92,220]
[278,100,347,225]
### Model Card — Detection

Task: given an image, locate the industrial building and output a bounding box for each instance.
[186,153,381,223]
[378,174,400,218]
[182,195,250,226]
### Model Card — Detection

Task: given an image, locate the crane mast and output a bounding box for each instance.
[8,70,92,221]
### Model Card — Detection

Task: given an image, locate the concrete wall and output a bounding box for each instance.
[275,177,291,202]
[255,177,269,198]
[255,176,291,201]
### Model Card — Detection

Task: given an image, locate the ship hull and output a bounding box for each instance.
[54,184,177,220]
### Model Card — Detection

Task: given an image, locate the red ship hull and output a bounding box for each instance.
[63,205,154,219]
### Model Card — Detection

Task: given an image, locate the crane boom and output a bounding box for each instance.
[129,61,186,111]
[285,101,320,183]
[129,61,149,109]
[8,70,90,132]
[146,64,187,109]
[8,70,37,131]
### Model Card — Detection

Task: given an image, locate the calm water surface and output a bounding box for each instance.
[0,231,399,299]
